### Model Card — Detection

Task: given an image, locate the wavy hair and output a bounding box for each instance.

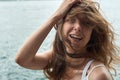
[44,0,120,80]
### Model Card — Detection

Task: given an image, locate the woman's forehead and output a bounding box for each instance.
[65,13,85,20]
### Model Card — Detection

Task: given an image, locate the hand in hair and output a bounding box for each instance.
[53,0,82,20]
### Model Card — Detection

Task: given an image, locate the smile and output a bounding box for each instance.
[70,34,83,41]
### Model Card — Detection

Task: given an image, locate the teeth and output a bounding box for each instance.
[70,34,82,40]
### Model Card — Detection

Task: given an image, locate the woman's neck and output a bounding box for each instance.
[65,55,91,69]
[65,52,92,68]
[65,51,89,58]
[65,47,90,58]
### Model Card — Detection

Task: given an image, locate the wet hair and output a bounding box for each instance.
[44,0,120,80]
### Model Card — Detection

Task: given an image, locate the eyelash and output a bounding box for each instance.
[65,18,76,24]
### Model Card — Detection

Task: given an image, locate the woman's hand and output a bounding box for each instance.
[53,0,82,20]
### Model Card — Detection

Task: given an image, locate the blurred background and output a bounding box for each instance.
[0,0,120,80]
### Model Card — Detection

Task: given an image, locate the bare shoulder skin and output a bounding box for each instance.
[89,61,113,80]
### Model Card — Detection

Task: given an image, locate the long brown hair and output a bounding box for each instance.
[44,0,120,79]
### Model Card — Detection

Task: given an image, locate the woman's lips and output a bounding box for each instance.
[69,34,83,41]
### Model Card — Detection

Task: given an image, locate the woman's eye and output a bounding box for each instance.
[64,18,76,24]
[69,18,76,23]
[81,21,92,28]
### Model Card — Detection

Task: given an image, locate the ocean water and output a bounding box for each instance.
[0,0,120,80]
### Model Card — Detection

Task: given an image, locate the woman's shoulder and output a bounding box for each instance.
[88,60,113,80]
[91,60,104,67]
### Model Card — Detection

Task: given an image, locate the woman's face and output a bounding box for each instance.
[62,15,93,53]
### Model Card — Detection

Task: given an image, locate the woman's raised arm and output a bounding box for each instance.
[15,0,80,70]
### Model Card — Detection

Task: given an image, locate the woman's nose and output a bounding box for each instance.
[73,22,82,32]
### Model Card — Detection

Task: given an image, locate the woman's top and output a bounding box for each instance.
[81,59,104,80]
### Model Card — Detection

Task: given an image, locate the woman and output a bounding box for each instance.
[15,0,120,80]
